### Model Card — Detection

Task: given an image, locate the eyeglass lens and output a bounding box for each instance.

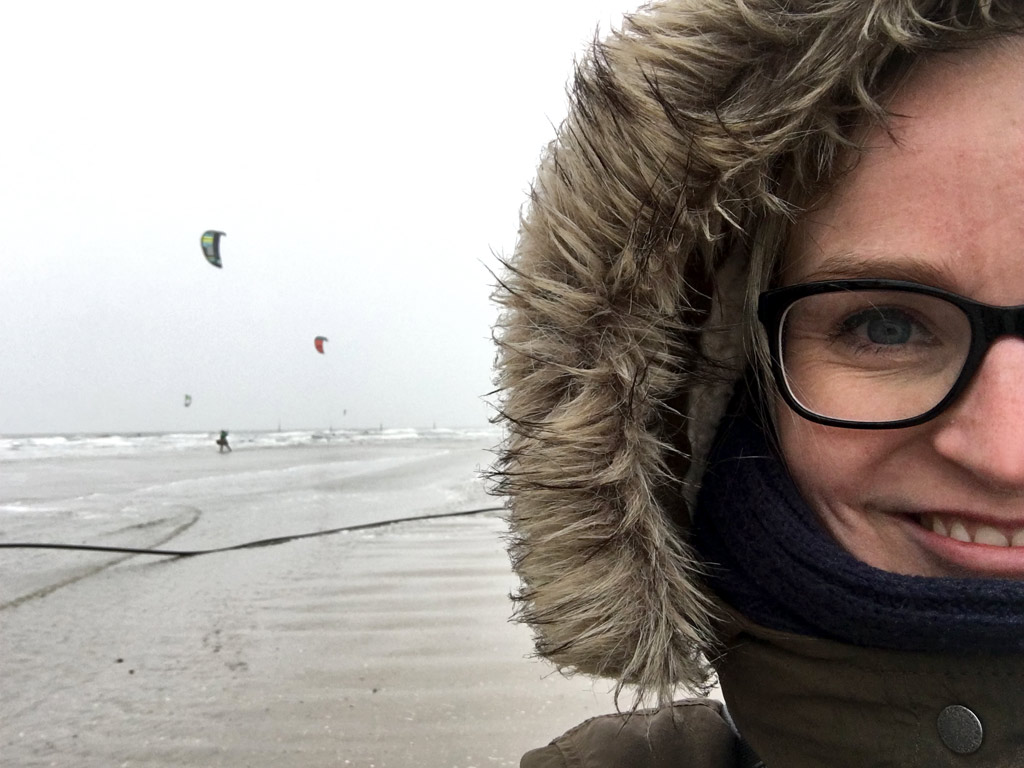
[779,290,972,423]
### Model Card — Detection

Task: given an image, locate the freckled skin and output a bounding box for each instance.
[779,40,1024,579]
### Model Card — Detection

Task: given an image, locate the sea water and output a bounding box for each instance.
[0,426,499,462]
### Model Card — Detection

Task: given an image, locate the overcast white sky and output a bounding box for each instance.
[0,0,639,435]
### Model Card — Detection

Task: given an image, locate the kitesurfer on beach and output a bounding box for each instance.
[493,2,1024,765]
[217,430,231,453]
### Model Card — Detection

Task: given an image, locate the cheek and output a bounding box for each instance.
[775,406,877,510]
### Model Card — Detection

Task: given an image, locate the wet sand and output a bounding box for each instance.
[1,441,619,767]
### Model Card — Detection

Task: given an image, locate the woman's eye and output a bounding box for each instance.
[839,308,925,346]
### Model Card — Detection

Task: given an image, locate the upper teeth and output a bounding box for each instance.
[925,515,1024,547]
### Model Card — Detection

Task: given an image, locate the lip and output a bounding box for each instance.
[906,512,1024,578]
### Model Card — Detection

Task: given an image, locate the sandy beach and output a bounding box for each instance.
[1,434,619,767]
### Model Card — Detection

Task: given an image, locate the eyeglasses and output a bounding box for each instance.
[757,279,1024,429]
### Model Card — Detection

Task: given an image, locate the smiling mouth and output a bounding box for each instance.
[919,514,1024,547]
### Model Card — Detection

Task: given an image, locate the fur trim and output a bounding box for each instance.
[491,0,1024,705]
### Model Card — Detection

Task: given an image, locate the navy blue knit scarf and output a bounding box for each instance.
[691,391,1024,652]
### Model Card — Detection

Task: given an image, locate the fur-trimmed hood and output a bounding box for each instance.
[492,0,1024,705]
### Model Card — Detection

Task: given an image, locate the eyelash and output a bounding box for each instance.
[828,307,938,351]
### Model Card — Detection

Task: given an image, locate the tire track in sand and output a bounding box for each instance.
[0,506,202,611]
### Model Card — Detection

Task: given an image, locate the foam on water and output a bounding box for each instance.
[0,427,500,462]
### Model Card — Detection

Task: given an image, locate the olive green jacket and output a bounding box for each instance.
[521,699,759,768]
[524,614,1024,768]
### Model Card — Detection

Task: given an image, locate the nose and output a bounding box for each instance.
[932,337,1024,489]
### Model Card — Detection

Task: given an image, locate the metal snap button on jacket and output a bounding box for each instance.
[937,705,983,754]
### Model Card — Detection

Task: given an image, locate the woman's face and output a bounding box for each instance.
[778,39,1024,578]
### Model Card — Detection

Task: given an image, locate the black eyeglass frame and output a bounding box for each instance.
[757,278,1024,429]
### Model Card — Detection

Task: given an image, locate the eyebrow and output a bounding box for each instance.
[791,252,960,290]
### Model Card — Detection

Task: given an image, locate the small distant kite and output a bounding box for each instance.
[200,230,226,268]
[314,336,328,354]
[184,394,192,407]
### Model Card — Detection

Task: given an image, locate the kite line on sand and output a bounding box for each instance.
[0,506,505,558]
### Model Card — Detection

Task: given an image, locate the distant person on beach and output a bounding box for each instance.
[493,2,1024,766]
[217,430,231,453]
